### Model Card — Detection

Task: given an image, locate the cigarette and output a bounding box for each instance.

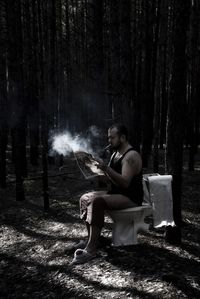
[104,144,112,150]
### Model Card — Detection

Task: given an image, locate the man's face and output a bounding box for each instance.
[108,128,123,150]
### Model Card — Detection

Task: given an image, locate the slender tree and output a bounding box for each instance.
[29,0,40,166]
[119,0,132,129]
[6,0,27,201]
[152,0,161,172]
[109,0,121,122]
[166,0,190,241]
[38,0,49,210]
[0,0,8,188]
[132,0,143,152]
[141,0,155,167]
[187,0,200,171]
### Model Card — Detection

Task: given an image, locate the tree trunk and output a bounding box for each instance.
[63,0,72,131]
[166,0,190,238]
[0,0,8,189]
[187,0,200,171]
[85,0,105,129]
[38,0,49,210]
[132,0,143,152]
[6,0,27,201]
[119,0,132,129]
[152,0,161,172]
[28,0,40,166]
[159,44,168,150]
[141,0,154,167]
[109,0,121,122]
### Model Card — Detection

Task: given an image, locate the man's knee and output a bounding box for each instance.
[92,196,107,209]
[80,194,87,203]
[80,192,95,205]
[80,191,96,200]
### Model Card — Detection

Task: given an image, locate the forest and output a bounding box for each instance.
[1,0,200,224]
[0,0,200,298]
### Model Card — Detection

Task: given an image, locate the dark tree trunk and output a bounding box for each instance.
[153,92,160,173]
[0,74,8,190]
[187,0,200,171]
[0,0,8,189]
[132,1,143,152]
[12,125,27,201]
[158,0,169,150]
[38,0,49,210]
[166,0,190,235]
[85,0,105,129]
[119,0,132,129]
[159,44,168,150]
[109,0,121,122]
[64,0,72,130]
[41,115,49,211]
[152,0,161,172]
[132,48,142,152]
[57,0,65,132]
[0,128,8,189]
[93,0,105,128]
[6,0,27,201]
[141,0,154,167]
[29,0,40,166]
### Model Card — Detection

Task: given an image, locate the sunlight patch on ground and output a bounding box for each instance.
[137,232,200,264]
[22,219,85,239]
[0,226,33,247]
[88,265,133,287]
[42,221,69,233]
[139,279,187,298]
[47,265,189,299]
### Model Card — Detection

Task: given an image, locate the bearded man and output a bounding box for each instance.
[71,124,143,264]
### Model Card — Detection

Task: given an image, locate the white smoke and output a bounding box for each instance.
[51,132,93,156]
[87,125,101,138]
[51,126,102,156]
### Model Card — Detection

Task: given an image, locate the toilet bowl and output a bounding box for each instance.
[107,204,152,246]
[107,174,174,246]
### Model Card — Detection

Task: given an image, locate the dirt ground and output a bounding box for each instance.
[0,150,200,299]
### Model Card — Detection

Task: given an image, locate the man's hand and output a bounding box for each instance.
[94,157,108,172]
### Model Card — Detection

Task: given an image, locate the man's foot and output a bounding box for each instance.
[65,240,87,254]
[70,249,96,265]
[65,236,111,255]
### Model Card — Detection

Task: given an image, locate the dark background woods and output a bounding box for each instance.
[0,0,200,229]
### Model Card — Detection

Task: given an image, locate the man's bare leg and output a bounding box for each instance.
[79,191,107,252]
[72,193,139,264]
[103,194,138,210]
[83,194,137,254]
[85,225,102,254]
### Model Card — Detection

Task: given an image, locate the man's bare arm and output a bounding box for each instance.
[97,151,142,188]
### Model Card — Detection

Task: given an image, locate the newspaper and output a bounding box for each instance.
[74,151,105,179]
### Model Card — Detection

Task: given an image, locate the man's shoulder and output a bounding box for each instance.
[122,150,142,165]
[123,149,142,172]
[125,149,141,159]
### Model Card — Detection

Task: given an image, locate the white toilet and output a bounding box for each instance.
[107,204,152,246]
[107,174,174,246]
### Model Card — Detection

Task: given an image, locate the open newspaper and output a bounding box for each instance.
[74,151,105,179]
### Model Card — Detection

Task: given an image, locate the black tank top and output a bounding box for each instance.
[108,148,143,205]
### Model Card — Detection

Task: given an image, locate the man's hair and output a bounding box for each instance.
[109,123,128,139]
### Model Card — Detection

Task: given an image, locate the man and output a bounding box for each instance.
[71,124,143,264]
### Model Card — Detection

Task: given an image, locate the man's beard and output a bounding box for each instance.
[112,141,122,151]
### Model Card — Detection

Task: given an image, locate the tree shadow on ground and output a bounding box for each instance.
[103,241,200,298]
[1,160,199,298]
[0,252,164,299]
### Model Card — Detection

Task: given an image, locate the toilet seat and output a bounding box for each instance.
[106,174,174,246]
[107,204,152,246]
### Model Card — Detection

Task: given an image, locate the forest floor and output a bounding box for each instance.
[0,149,200,299]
